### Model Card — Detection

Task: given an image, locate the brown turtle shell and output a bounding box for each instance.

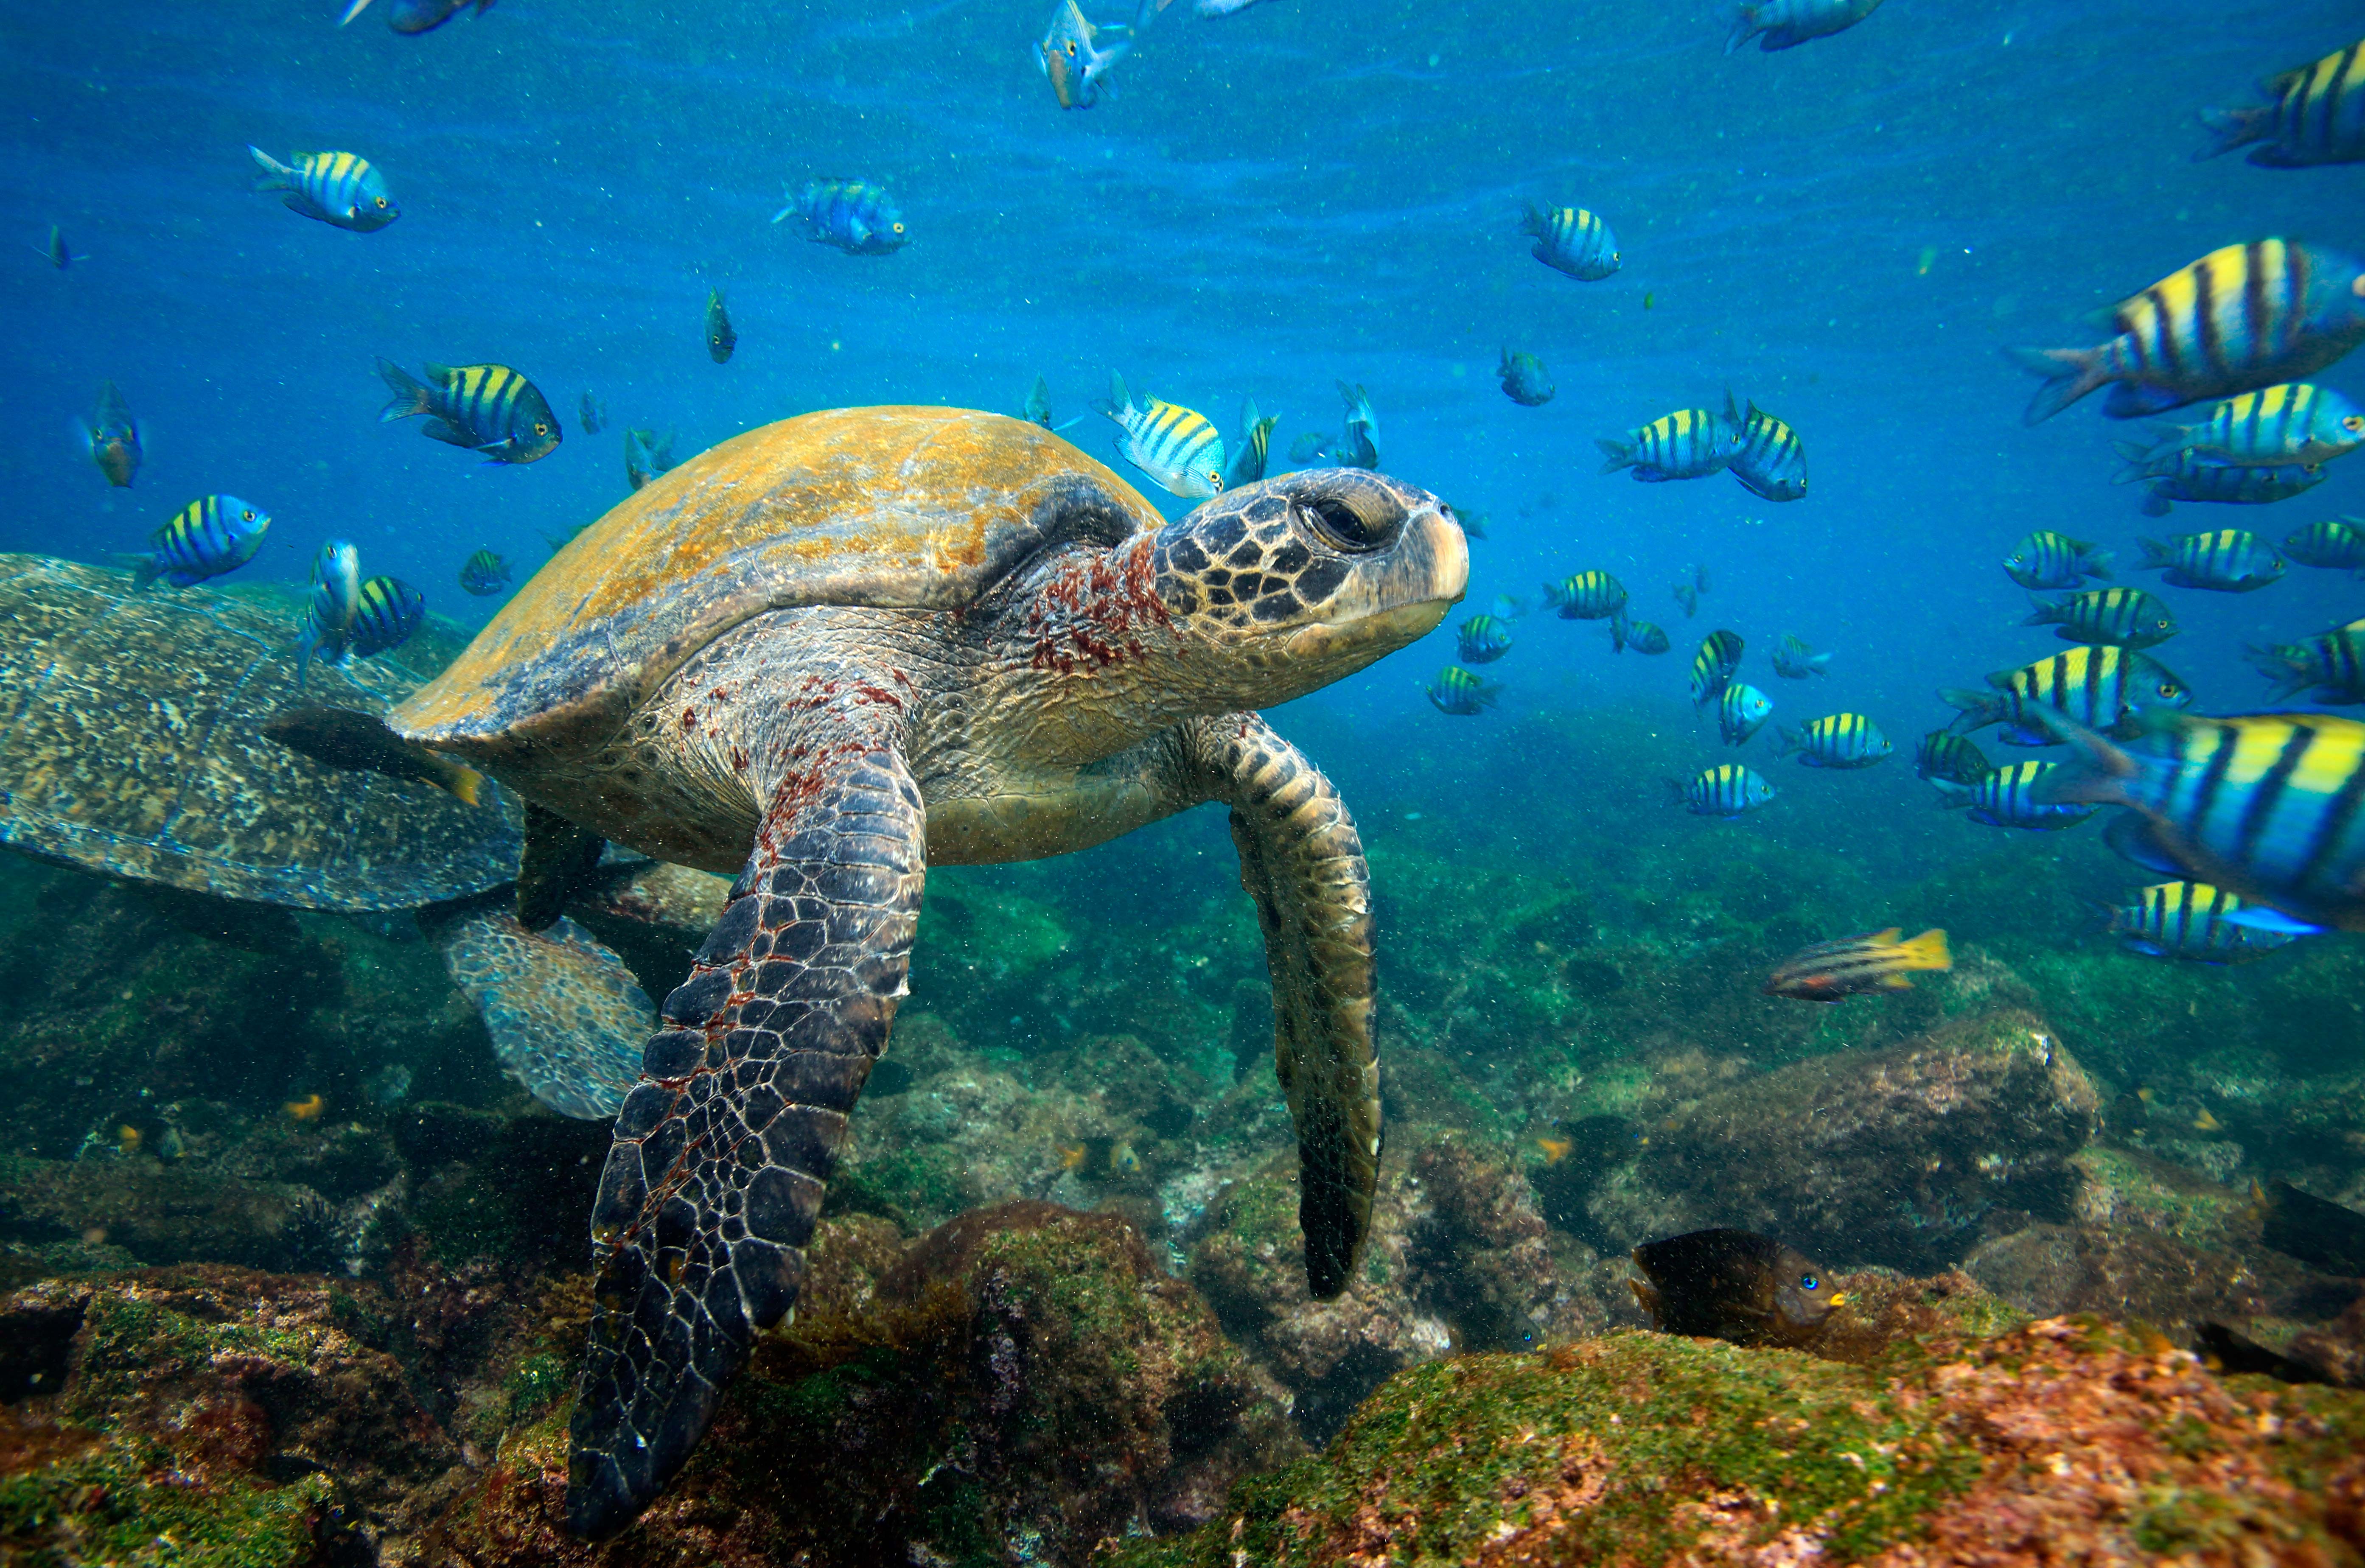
[0,554,519,910]
[394,407,1163,759]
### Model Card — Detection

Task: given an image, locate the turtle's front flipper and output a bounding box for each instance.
[1188,714,1379,1299]
[566,740,925,1538]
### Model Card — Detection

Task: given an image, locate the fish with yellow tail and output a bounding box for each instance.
[1764,927,1949,1002]
[2198,39,2365,168]
[1630,1229,1843,1348]
[1037,0,1131,108]
[2009,239,2365,423]
[1098,372,1225,498]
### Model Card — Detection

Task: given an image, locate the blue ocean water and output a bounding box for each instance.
[1,0,2359,885]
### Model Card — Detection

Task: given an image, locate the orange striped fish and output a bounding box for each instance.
[1764,927,1949,1002]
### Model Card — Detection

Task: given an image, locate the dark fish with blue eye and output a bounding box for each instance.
[1689,629,1743,706]
[126,495,271,589]
[1724,394,1807,501]
[1726,0,1885,53]
[1914,729,1992,786]
[1498,347,1555,406]
[296,538,361,684]
[1666,763,1775,818]
[1520,201,1620,281]
[2011,239,2365,423]
[1230,399,1277,485]
[2135,528,2287,591]
[458,549,512,598]
[1775,712,1891,768]
[1610,616,1670,655]
[349,575,425,658]
[2115,445,2325,518]
[83,380,140,488]
[1425,666,1499,716]
[1455,614,1513,665]
[1771,633,1830,678]
[2022,588,2180,649]
[1718,682,1774,745]
[2246,619,2365,703]
[772,178,909,255]
[1933,758,2094,831]
[1598,408,1739,482]
[249,147,399,232]
[2199,39,2365,168]
[1631,1229,1844,1348]
[2283,518,2365,571]
[1543,569,1626,621]
[377,359,561,464]
[578,392,606,435]
[705,290,736,364]
[2004,530,2114,590]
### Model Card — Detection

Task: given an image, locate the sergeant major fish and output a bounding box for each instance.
[1718,682,1774,745]
[126,495,270,589]
[2116,446,2325,518]
[2022,588,2179,648]
[1612,616,1671,655]
[2199,38,2365,168]
[2143,383,2365,468]
[83,379,140,488]
[1098,372,1225,498]
[296,538,361,684]
[458,548,512,597]
[1336,382,1381,470]
[1724,393,1807,501]
[1520,201,1620,281]
[2010,239,2365,423]
[1764,927,1950,1002]
[2246,621,2365,703]
[1914,729,1992,786]
[704,289,736,363]
[1667,763,1777,819]
[1943,645,2192,745]
[1498,347,1555,406]
[2108,881,2301,963]
[1771,633,1830,678]
[1933,758,2094,830]
[1425,666,1499,716]
[1726,0,1886,54]
[1455,614,1514,665]
[1690,628,1743,706]
[1598,407,1738,482]
[2283,518,2365,572]
[1037,0,1132,109]
[1230,399,1277,485]
[348,575,425,658]
[377,358,562,464]
[1543,569,1626,621]
[2004,530,2114,589]
[249,147,398,232]
[2135,528,2286,591]
[772,178,908,255]
[1774,712,1891,768]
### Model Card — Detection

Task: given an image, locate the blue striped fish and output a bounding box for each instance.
[2034,709,2365,931]
[1036,0,1131,110]
[1229,400,1276,485]
[2003,530,2113,590]
[2134,529,2287,591]
[1498,348,1554,407]
[1933,759,2093,831]
[1598,407,1739,482]
[625,427,678,492]
[1425,666,1499,716]
[1455,615,1514,665]
[377,359,562,464]
[249,147,399,232]
[2247,622,2365,703]
[772,178,909,255]
[1719,682,1774,746]
[2200,39,2365,168]
[2143,383,2365,467]
[1914,730,1992,786]
[1100,373,1225,498]
[1520,202,1620,281]
[1774,712,1891,769]
[349,575,425,658]
[1771,633,1831,677]
[129,495,271,589]
[1690,629,1743,706]
[296,538,362,684]
[1727,0,1885,53]
[2284,518,2365,571]
[2116,446,2327,518]
[1336,382,1381,470]
[1724,394,1808,502]
[1666,763,1776,819]
[2022,588,2179,649]
[2108,880,2302,963]
[1943,645,2192,745]
[1543,570,1627,621]
[459,548,512,597]
[2010,239,2365,423]
[1612,616,1671,655]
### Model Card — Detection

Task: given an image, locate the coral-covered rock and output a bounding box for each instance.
[1961,1220,2347,1345]
[1103,1314,2365,1568]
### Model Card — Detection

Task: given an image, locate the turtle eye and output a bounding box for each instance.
[1800,1274,1819,1292]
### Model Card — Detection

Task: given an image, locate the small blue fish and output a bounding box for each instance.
[1099,373,1225,498]
[772,179,909,255]
[1425,666,1499,716]
[1598,408,1738,482]
[2143,384,2365,468]
[1543,570,1626,621]
[1456,615,1514,665]
[2003,531,2114,590]
[1719,683,1774,745]
[2283,518,2365,572]
[2115,445,2326,518]
[578,392,607,435]
[1774,713,1891,769]
[1498,348,1555,407]
[1519,202,1620,281]
[349,575,425,658]
[32,225,87,269]
[128,496,271,590]
[249,147,398,232]
[83,380,140,488]
[1666,763,1777,819]
[2135,529,2287,591]
[1488,594,1530,620]
[1336,382,1381,470]
[1611,616,1671,655]
[1037,0,1132,108]
[2022,588,2179,649]
[1933,759,2093,831]
[297,538,362,684]
[1727,0,1886,53]
[625,427,678,493]
[2246,622,2365,703]
[459,548,512,597]
[1771,634,1830,678]
[1230,400,1277,485]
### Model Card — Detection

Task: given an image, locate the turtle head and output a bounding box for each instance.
[1146,470,1468,708]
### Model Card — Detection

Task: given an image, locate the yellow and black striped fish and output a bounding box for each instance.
[1689,628,1743,706]
[1724,393,1807,502]
[349,574,425,656]
[2107,881,2301,963]
[2284,518,2365,571]
[2247,622,2365,703]
[2010,239,2365,423]
[1764,927,1949,1002]
[1099,372,1224,498]
[1665,762,1777,818]
[1425,666,1499,716]
[2022,587,2179,649]
[377,359,562,464]
[1229,399,1276,486]
[1942,645,2191,745]
[1774,712,1891,769]
[705,289,736,363]
[1544,569,1627,621]
[1599,407,1738,482]
[2134,528,2286,591]
[2200,38,2365,168]
[249,147,398,232]
[128,494,272,589]
[1935,759,2094,831]
[1914,729,1992,786]
[2144,382,2365,467]
[1520,201,1620,281]
[2037,710,2365,931]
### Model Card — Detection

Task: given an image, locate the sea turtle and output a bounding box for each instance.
[0,553,688,1119]
[271,406,1468,1534]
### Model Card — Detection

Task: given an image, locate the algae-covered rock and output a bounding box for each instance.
[1105,1315,2365,1568]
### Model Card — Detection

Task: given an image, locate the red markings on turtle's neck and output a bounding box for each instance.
[1028,538,1169,674]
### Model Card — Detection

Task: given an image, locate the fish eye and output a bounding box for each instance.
[1800,1274,1818,1291]
[893,223,906,233]
[2158,681,2178,697]
[1065,38,1077,54]
[374,197,388,209]
[535,422,549,435]
[2348,416,2365,432]
[241,509,256,521]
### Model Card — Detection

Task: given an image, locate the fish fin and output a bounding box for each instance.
[2140,489,2172,519]
[2103,381,2189,420]
[432,910,650,1121]
[2135,537,2173,571]
[2109,439,2152,484]
[118,553,162,589]
[420,418,477,448]
[1103,370,1131,419]
[375,357,432,420]
[1864,927,1903,945]
[768,204,793,224]
[1894,928,1951,972]
[2194,104,2266,162]
[1595,437,1633,472]
[1723,2,1760,53]
[2021,595,2064,626]
[1937,687,2004,731]
[247,145,294,188]
[336,0,377,22]
[2004,344,2108,426]
[2219,905,2325,936]
[2100,809,2186,877]
[1518,199,1544,238]
[2082,546,2114,579]
[1879,973,1914,989]
[2023,712,2140,806]
[1771,725,1800,759]
[1929,779,1973,810]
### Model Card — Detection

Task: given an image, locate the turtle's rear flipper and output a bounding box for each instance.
[1189,713,1379,1300]
[429,906,654,1120]
[264,706,485,805]
[566,736,925,1538]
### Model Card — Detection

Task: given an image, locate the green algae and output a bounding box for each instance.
[0,1427,331,1568]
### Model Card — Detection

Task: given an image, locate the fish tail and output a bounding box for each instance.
[2109,440,2152,485]
[118,553,162,589]
[1518,199,1545,238]
[2135,537,2174,571]
[1595,436,1634,473]
[1937,687,2004,733]
[1930,779,1973,810]
[2004,344,2110,426]
[1771,725,1800,759]
[1894,928,1951,972]
[2194,104,2267,162]
[2140,489,2172,519]
[375,357,432,421]
[1098,370,1131,422]
[1723,3,1760,54]
[2020,596,2064,627]
[1660,777,1687,804]
[247,145,296,190]
[2242,643,2311,699]
[1806,652,1831,674]
[335,0,377,23]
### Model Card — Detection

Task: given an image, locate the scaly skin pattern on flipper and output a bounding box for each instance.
[568,720,924,1538]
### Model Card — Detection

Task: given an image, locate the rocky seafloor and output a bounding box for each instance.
[5,703,2365,1568]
